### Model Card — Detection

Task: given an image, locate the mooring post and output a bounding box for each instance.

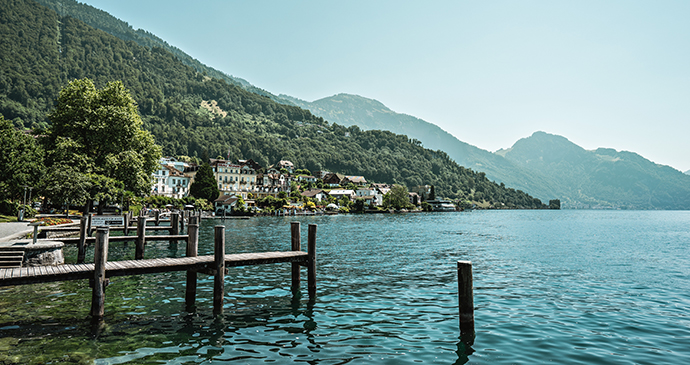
[291,222,301,294]
[180,211,185,232]
[185,219,199,311]
[135,211,146,259]
[87,213,93,237]
[123,212,130,236]
[90,227,109,319]
[213,225,225,315]
[155,210,160,226]
[171,212,180,244]
[308,224,317,298]
[78,216,87,263]
[457,260,475,344]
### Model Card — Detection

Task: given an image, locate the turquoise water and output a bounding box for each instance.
[1,211,689,364]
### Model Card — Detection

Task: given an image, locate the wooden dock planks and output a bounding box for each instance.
[0,251,309,287]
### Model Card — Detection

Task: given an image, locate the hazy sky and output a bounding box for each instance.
[82,0,690,172]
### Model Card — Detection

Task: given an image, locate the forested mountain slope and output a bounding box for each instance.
[0,0,548,208]
[282,93,561,201]
[497,132,690,209]
[32,0,288,103]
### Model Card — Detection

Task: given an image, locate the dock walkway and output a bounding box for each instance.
[0,251,309,287]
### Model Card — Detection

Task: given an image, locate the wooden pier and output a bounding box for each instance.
[0,220,317,318]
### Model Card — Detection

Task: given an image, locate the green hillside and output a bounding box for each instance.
[0,0,547,208]
[282,93,562,201]
[497,132,690,209]
[32,0,286,103]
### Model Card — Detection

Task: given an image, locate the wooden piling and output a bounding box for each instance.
[180,211,185,232]
[87,213,93,237]
[123,212,130,236]
[291,222,301,294]
[135,212,146,259]
[78,216,87,264]
[155,210,160,226]
[213,225,225,315]
[307,224,317,298]
[171,212,179,245]
[90,227,109,319]
[457,260,475,343]
[185,220,199,311]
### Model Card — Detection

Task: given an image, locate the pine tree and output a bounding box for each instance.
[189,162,219,201]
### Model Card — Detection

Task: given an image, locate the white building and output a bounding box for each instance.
[151,164,190,199]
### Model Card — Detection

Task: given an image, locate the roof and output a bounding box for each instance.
[214,194,237,203]
[329,189,355,195]
[301,189,325,198]
[345,175,367,183]
[163,165,185,177]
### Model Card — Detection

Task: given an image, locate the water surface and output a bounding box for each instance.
[1,210,689,364]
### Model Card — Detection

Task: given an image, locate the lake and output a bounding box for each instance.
[1,210,689,364]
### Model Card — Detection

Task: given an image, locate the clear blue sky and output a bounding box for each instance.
[82,0,690,172]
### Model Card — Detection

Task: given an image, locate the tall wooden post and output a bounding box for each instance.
[78,216,87,263]
[155,210,160,226]
[457,260,475,344]
[213,225,225,315]
[180,211,185,232]
[123,212,130,236]
[135,212,146,259]
[307,224,317,298]
[291,222,301,294]
[171,212,180,244]
[185,220,199,311]
[87,213,93,237]
[90,227,109,319]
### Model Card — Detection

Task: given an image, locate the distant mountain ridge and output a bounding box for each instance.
[281,93,560,201]
[498,132,690,209]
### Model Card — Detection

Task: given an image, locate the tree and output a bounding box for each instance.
[189,162,219,201]
[429,185,436,201]
[384,184,412,210]
[44,79,161,211]
[549,199,561,210]
[0,116,44,201]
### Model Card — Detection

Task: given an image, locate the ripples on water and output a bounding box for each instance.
[1,211,689,364]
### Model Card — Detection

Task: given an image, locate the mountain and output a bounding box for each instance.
[497,132,690,209]
[0,0,548,209]
[282,94,560,201]
[31,0,559,203]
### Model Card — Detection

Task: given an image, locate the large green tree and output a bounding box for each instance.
[43,78,161,211]
[384,184,413,210]
[189,162,219,202]
[0,116,44,201]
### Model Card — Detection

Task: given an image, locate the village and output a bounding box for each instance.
[152,157,458,215]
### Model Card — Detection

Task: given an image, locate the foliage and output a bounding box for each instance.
[421,201,432,212]
[33,217,73,226]
[0,200,36,217]
[234,196,246,213]
[383,185,413,210]
[0,116,44,201]
[45,78,161,197]
[549,199,561,210]
[189,162,219,201]
[256,195,288,211]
